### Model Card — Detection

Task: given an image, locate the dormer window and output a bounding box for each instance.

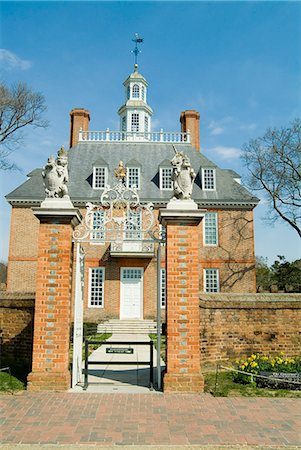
[132,84,140,99]
[93,166,107,189]
[160,167,173,190]
[127,167,140,189]
[202,168,216,190]
[131,113,139,132]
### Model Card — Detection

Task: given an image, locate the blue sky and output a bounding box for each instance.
[0,1,300,264]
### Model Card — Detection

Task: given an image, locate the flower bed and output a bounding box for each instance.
[233,353,301,389]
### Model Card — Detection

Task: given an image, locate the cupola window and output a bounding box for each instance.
[131,113,139,132]
[132,84,140,99]
[144,116,149,132]
[141,86,145,101]
[121,116,126,131]
[127,86,130,100]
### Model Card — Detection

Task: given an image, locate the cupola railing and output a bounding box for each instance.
[78,129,190,144]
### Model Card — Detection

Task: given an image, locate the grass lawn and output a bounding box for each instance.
[0,372,25,393]
[204,370,301,397]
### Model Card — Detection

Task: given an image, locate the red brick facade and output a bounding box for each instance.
[7,206,256,322]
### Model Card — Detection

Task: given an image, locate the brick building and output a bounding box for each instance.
[5,63,259,323]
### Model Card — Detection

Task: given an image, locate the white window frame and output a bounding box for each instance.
[132,84,140,99]
[204,268,220,293]
[88,267,105,308]
[93,166,107,189]
[131,113,140,132]
[202,168,216,191]
[203,212,218,246]
[144,115,149,132]
[159,167,173,190]
[90,210,105,243]
[160,268,166,308]
[141,85,145,101]
[124,210,142,240]
[126,167,140,189]
[121,116,126,131]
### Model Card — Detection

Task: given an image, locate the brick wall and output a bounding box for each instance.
[7,207,39,291]
[0,291,35,374]
[200,294,301,363]
[7,205,257,317]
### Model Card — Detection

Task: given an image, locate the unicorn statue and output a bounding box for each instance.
[42,146,69,198]
[170,145,196,200]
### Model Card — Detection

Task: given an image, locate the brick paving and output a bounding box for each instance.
[0,392,300,448]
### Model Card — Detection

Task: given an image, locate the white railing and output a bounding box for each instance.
[78,128,190,144]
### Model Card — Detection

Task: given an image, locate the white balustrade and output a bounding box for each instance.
[79,129,190,144]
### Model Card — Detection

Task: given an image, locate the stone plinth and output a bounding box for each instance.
[27,202,81,391]
[159,206,205,393]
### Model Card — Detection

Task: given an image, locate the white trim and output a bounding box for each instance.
[203,212,218,246]
[159,167,173,191]
[88,267,105,308]
[126,166,141,190]
[202,168,216,191]
[120,267,143,319]
[92,166,107,189]
[203,268,220,293]
[90,210,106,244]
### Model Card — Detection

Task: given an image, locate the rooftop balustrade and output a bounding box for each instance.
[78,129,190,144]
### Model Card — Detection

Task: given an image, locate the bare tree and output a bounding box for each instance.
[0,81,48,170]
[241,119,301,237]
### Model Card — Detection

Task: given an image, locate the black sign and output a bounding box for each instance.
[106,347,134,354]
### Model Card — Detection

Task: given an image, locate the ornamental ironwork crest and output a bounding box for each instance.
[73,166,164,244]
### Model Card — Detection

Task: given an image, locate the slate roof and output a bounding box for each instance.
[6,141,259,207]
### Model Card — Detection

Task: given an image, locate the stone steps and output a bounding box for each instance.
[97,319,159,335]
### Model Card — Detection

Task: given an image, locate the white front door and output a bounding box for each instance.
[120,268,143,319]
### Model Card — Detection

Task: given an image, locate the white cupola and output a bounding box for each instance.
[118,63,153,137]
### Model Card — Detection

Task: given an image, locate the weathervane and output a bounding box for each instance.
[131,33,143,66]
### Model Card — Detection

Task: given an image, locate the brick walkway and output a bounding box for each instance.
[0,392,300,447]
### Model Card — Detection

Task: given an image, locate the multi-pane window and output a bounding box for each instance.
[132,84,140,99]
[131,113,139,132]
[160,268,166,308]
[160,167,173,190]
[88,268,105,307]
[144,116,149,132]
[124,210,142,240]
[204,212,218,246]
[202,168,216,190]
[93,167,107,189]
[141,86,145,101]
[204,269,219,293]
[121,116,126,131]
[91,211,105,241]
[127,167,140,189]
[127,86,130,99]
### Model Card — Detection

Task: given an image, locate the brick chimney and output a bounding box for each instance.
[180,110,200,150]
[69,108,90,148]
